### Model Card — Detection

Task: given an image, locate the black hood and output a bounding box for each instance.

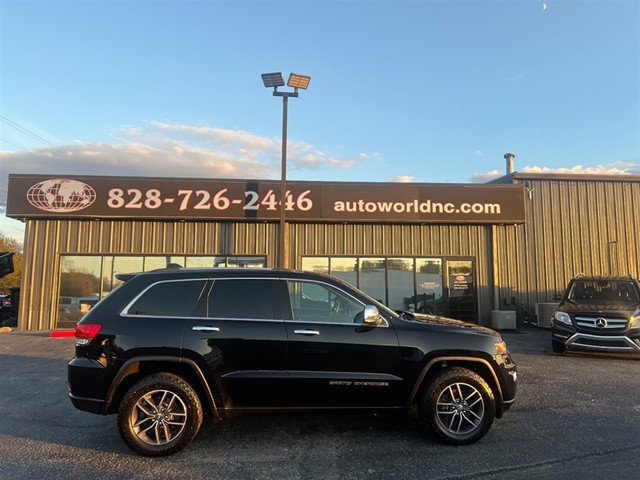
[407,312,499,336]
[559,300,639,314]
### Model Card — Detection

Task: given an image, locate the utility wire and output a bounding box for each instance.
[0,137,30,152]
[0,115,65,155]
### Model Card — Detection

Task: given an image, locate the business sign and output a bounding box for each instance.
[6,174,526,224]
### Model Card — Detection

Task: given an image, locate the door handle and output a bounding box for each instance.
[192,326,220,332]
[294,329,320,336]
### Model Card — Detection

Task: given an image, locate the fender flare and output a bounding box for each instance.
[408,356,504,406]
[104,355,221,420]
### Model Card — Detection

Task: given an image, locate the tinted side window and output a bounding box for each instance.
[208,279,277,319]
[127,280,208,317]
[287,280,364,323]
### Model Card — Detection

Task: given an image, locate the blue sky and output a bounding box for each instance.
[1,0,639,240]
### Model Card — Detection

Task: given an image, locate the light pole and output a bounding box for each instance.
[261,72,311,269]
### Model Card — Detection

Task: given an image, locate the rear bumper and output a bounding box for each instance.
[68,357,111,414]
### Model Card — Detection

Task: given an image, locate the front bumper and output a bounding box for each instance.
[553,330,640,353]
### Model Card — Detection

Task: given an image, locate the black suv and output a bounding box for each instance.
[68,268,517,456]
[551,275,640,354]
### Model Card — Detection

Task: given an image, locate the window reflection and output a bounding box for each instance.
[185,256,226,268]
[301,257,329,274]
[415,259,443,314]
[330,257,357,287]
[144,256,185,271]
[287,280,363,324]
[300,256,477,322]
[102,256,144,295]
[359,258,386,304]
[57,256,101,328]
[227,256,267,268]
[387,258,414,311]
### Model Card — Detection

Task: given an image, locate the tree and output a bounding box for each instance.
[0,234,22,295]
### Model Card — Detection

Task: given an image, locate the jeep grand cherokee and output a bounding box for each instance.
[68,268,517,456]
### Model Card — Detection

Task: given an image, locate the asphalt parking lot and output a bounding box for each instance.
[1,327,639,480]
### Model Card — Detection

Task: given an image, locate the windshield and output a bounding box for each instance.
[567,280,638,303]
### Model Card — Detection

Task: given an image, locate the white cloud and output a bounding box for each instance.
[521,164,637,175]
[470,162,640,183]
[0,121,370,187]
[388,175,417,183]
[470,170,504,183]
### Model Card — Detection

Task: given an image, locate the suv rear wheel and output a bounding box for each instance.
[420,367,495,445]
[117,372,203,456]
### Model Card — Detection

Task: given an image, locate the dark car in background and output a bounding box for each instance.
[68,267,517,456]
[0,288,19,327]
[551,274,640,354]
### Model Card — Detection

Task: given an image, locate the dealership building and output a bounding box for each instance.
[6,168,640,331]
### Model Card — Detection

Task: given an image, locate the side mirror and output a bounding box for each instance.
[363,305,382,326]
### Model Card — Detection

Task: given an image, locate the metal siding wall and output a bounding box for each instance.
[17,219,279,330]
[494,178,640,317]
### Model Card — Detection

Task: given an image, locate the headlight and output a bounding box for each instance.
[553,311,572,326]
[495,341,508,355]
[630,310,640,328]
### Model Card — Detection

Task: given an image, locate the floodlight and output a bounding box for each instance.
[261,70,311,269]
[261,72,285,88]
[287,73,311,90]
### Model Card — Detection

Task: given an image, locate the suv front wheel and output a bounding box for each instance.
[117,372,203,456]
[552,338,566,354]
[420,367,496,445]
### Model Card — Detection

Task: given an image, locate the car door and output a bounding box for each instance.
[283,279,403,407]
[181,277,289,408]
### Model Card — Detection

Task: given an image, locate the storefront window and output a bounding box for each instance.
[301,257,329,274]
[387,258,414,311]
[415,258,443,314]
[57,256,101,328]
[185,256,226,268]
[227,256,267,268]
[56,254,266,328]
[102,256,144,296]
[300,256,475,322]
[359,258,386,304]
[143,256,185,271]
[330,257,358,287]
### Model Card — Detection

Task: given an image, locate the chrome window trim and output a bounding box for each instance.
[120,274,389,326]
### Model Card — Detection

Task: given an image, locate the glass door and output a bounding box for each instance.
[445,259,476,323]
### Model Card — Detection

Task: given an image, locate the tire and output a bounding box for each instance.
[117,372,203,457]
[420,367,496,445]
[552,339,566,354]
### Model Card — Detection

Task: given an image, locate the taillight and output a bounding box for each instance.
[74,323,102,344]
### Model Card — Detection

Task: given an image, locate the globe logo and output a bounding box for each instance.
[26,179,97,213]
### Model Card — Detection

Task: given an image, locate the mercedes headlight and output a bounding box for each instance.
[630,309,640,328]
[553,311,572,326]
